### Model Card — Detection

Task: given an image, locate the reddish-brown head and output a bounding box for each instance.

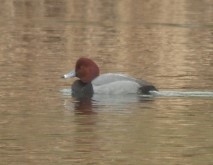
[75,58,100,83]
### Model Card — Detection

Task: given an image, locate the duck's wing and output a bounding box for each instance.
[92,73,137,86]
[92,73,155,86]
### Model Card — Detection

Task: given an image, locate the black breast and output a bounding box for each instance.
[71,80,94,98]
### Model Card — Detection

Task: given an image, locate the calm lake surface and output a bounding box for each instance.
[0,0,213,164]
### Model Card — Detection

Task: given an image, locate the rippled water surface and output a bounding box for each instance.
[0,0,213,164]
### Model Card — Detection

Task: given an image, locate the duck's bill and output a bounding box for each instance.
[62,71,76,79]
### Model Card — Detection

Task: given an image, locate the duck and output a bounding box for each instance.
[62,57,157,98]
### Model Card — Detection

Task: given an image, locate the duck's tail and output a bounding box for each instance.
[139,85,158,95]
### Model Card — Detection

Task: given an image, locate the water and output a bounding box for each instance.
[0,0,213,164]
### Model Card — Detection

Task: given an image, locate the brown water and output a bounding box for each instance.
[0,0,213,165]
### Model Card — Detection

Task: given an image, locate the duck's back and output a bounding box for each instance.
[92,73,157,94]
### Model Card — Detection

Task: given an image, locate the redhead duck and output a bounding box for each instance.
[63,57,157,98]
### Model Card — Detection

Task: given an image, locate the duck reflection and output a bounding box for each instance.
[63,90,155,115]
[73,97,96,115]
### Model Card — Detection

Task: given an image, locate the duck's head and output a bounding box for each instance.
[63,57,100,83]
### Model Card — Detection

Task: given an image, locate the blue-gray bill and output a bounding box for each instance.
[62,70,76,79]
